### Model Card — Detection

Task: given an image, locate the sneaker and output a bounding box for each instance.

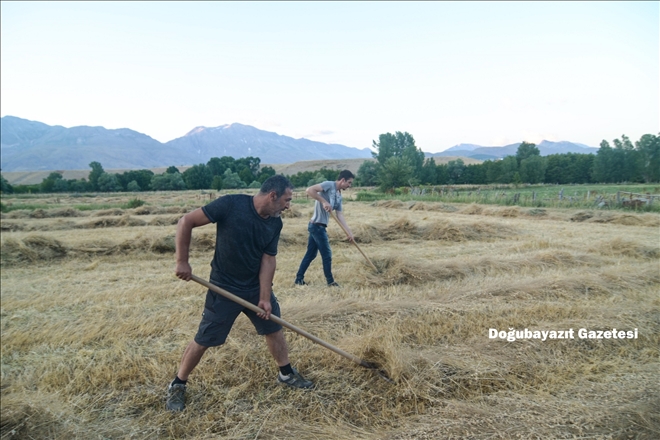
[294,279,307,286]
[278,368,314,389]
[328,282,340,287]
[166,383,186,411]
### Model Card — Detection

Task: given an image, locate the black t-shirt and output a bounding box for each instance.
[201,194,282,295]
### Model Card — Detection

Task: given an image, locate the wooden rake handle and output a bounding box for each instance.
[330,212,378,272]
[189,274,371,368]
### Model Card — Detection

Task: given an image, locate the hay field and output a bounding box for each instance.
[1,191,659,439]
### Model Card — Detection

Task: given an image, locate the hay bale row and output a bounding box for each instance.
[354,250,604,287]
[1,205,191,220]
[0,215,181,232]
[340,217,516,244]
[0,231,217,265]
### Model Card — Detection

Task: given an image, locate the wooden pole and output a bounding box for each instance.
[330,212,378,272]
[190,274,372,368]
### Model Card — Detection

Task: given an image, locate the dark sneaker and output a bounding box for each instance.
[294,279,307,286]
[166,383,186,411]
[278,368,314,389]
[328,282,340,287]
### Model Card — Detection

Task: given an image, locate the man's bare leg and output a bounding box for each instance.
[176,340,209,380]
[265,330,290,367]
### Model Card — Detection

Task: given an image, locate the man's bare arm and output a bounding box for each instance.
[335,210,354,242]
[175,208,211,280]
[257,253,277,319]
[306,184,331,211]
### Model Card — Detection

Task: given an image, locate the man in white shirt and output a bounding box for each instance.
[294,170,355,287]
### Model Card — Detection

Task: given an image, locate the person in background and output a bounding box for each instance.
[167,175,313,412]
[294,170,355,288]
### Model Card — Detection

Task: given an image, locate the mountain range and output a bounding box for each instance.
[0,116,598,172]
[428,141,598,161]
[0,116,372,172]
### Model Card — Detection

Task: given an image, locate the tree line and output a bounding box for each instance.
[357,132,659,189]
[1,132,658,195]
[1,156,277,194]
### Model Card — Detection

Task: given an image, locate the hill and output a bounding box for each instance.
[0,116,372,172]
[2,156,483,186]
[429,140,598,160]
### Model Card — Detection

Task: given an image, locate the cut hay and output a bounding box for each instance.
[279,232,308,246]
[362,256,457,286]
[3,210,34,219]
[1,235,68,264]
[191,230,216,250]
[92,208,125,217]
[147,215,181,226]
[526,208,548,216]
[351,223,382,243]
[80,215,147,229]
[372,200,407,209]
[459,203,484,215]
[381,218,419,240]
[421,220,515,242]
[483,206,521,217]
[570,211,593,222]
[1,222,23,232]
[1,190,658,439]
[583,212,660,227]
[594,237,660,260]
[281,204,303,218]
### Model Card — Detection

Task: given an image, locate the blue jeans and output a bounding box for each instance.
[296,223,334,284]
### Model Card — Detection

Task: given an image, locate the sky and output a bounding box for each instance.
[1,1,658,153]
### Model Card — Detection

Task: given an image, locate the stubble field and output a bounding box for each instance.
[1,190,659,439]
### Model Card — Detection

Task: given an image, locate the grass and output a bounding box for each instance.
[355,183,660,212]
[1,190,659,439]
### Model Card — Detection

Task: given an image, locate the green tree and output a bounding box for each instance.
[97,173,123,192]
[53,179,69,192]
[591,141,612,183]
[183,164,213,189]
[238,167,255,185]
[151,173,186,191]
[1,174,14,193]
[40,172,64,193]
[497,156,519,184]
[447,159,465,184]
[166,166,180,174]
[515,142,540,165]
[88,161,105,191]
[127,180,141,192]
[357,160,379,186]
[372,131,424,174]
[462,163,487,184]
[207,156,235,177]
[307,172,326,187]
[235,156,261,178]
[378,157,414,191]
[257,166,276,183]
[117,169,154,191]
[520,155,546,184]
[221,168,246,189]
[69,179,89,193]
[636,133,660,182]
[211,175,224,190]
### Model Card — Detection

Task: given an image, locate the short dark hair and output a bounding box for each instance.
[259,175,294,198]
[338,170,355,181]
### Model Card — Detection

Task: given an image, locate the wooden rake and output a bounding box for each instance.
[189,274,392,382]
[329,211,378,272]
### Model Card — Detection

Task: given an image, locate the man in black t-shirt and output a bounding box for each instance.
[166,175,313,412]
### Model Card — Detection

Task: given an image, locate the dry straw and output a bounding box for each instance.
[1,194,659,439]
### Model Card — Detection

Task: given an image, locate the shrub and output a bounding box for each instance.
[124,198,146,209]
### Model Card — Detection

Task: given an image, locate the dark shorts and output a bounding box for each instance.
[194,289,283,347]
